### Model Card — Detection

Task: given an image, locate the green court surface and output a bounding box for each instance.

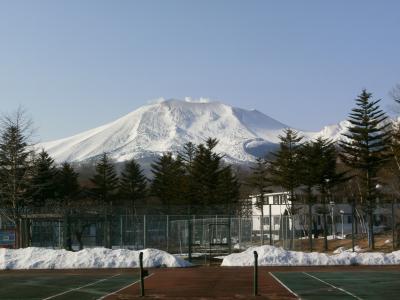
[271,271,400,300]
[0,271,140,300]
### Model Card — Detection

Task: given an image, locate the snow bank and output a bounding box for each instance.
[0,247,191,270]
[221,245,400,266]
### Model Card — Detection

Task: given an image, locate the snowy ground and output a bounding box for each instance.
[0,247,191,270]
[221,245,400,266]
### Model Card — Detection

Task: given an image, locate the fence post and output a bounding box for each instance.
[166,215,169,252]
[269,204,272,246]
[260,215,264,245]
[188,216,192,262]
[253,251,258,296]
[120,215,123,249]
[228,215,232,254]
[352,203,355,252]
[143,215,146,249]
[238,216,242,247]
[308,203,313,251]
[392,199,396,251]
[139,252,145,297]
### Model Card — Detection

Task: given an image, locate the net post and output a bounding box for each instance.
[253,250,258,296]
[139,252,145,297]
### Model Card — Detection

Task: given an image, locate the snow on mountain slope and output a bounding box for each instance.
[303,120,351,142]
[38,99,347,164]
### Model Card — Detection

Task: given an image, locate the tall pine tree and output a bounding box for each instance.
[56,162,80,207]
[0,109,33,247]
[269,129,303,210]
[90,153,118,248]
[312,137,345,251]
[29,150,58,207]
[340,89,391,249]
[298,140,321,251]
[90,153,119,206]
[190,138,223,213]
[119,159,147,214]
[150,153,185,213]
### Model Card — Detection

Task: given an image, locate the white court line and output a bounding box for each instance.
[97,273,155,300]
[302,272,363,300]
[268,272,300,299]
[41,274,121,300]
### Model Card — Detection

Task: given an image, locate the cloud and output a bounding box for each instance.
[184,97,211,103]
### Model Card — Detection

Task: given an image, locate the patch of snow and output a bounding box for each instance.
[333,246,346,254]
[333,246,364,254]
[221,245,399,266]
[326,235,345,240]
[0,247,191,270]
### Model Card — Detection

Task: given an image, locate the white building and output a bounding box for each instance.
[249,191,367,239]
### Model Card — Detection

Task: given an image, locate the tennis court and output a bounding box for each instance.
[0,269,142,300]
[2,266,400,299]
[271,268,400,300]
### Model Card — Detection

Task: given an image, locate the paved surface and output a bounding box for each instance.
[105,267,296,299]
[2,266,400,299]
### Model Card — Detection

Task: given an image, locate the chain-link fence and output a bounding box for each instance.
[1,203,400,254]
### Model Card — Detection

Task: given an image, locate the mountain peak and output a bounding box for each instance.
[39,98,345,164]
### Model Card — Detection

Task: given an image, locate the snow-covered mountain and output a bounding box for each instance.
[38,99,348,164]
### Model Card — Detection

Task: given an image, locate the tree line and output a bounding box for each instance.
[247,89,400,250]
[0,111,240,216]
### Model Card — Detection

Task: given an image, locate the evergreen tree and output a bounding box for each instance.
[269,129,303,208]
[312,137,345,251]
[0,109,33,247]
[298,140,320,250]
[90,153,119,206]
[189,138,223,212]
[150,153,185,212]
[247,157,271,243]
[28,150,58,207]
[340,89,391,249]
[179,142,197,168]
[119,159,147,214]
[178,142,197,211]
[90,153,118,249]
[215,165,240,214]
[298,138,344,250]
[0,125,31,209]
[56,162,80,207]
[55,162,79,251]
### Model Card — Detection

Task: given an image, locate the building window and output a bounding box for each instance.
[273,195,279,204]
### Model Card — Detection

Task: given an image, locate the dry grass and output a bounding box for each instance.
[283,233,397,253]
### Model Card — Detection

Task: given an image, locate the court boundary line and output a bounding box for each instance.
[97,273,155,300]
[268,272,300,299]
[41,273,121,300]
[302,272,363,300]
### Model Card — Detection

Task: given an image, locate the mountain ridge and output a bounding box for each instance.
[38,99,348,164]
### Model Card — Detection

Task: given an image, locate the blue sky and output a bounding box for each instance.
[1,1,399,141]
